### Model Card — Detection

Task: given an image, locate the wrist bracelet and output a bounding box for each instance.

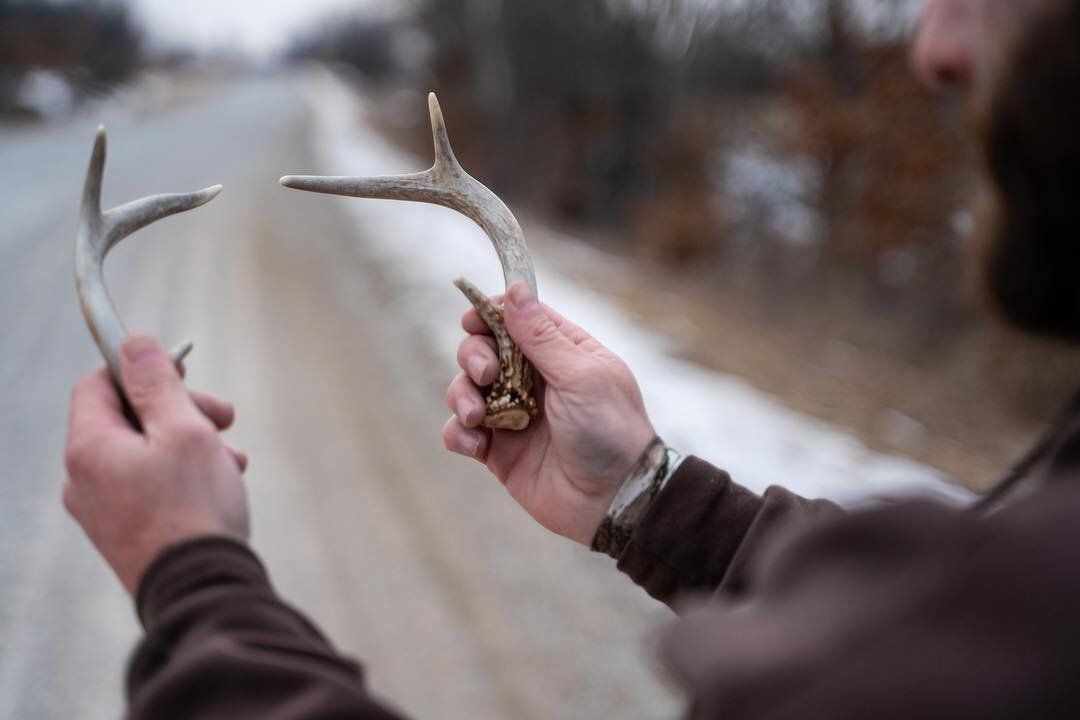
[591,437,684,558]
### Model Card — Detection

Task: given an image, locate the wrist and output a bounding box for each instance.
[135,535,264,628]
[590,437,684,558]
[121,522,247,595]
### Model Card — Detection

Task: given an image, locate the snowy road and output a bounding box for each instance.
[0,70,966,720]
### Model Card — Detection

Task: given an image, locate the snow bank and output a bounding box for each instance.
[297,70,972,508]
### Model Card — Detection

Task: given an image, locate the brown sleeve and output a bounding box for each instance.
[126,536,407,720]
[615,456,841,607]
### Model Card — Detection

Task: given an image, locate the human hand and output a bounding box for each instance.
[63,334,250,595]
[443,282,656,546]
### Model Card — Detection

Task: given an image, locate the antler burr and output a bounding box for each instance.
[76,127,221,400]
[281,93,539,431]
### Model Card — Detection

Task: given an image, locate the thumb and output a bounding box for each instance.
[503,282,580,380]
[120,334,198,430]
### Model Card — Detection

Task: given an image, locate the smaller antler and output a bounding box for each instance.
[75,127,221,400]
[281,93,539,430]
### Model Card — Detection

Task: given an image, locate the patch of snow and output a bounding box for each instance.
[296,69,973,509]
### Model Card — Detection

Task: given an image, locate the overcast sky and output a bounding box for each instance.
[128,0,399,59]
[126,0,924,60]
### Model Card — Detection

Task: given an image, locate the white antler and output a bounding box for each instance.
[75,127,221,400]
[281,93,538,431]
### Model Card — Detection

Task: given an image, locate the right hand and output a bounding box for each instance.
[444,282,656,546]
[63,334,250,595]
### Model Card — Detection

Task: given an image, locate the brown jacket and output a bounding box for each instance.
[127,425,1080,718]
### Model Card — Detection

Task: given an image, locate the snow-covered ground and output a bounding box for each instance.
[297,70,973,509]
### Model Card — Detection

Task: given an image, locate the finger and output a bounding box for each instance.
[119,334,202,432]
[228,446,248,473]
[445,372,487,428]
[68,367,134,440]
[502,283,586,378]
[442,416,489,461]
[462,307,496,336]
[457,335,499,386]
[464,290,593,347]
[521,296,594,347]
[66,367,142,482]
[190,391,236,431]
[461,292,504,335]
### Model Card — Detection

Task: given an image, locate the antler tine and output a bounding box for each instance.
[281,93,537,297]
[281,92,539,430]
[75,126,220,395]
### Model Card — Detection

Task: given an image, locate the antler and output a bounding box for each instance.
[75,127,221,400]
[281,93,539,431]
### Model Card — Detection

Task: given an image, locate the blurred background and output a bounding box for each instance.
[3,0,1078,718]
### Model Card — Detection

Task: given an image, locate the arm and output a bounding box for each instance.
[443,283,840,609]
[64,335,405,719]
[615,457,840,606]
[128,537,404,719]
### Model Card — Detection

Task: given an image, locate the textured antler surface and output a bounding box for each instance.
[281,93,539,430]
[75,127,221,398]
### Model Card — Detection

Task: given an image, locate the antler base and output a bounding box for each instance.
[454,277,537,431]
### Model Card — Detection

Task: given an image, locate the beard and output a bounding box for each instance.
[971,1,1080,341]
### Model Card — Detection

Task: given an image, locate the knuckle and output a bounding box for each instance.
[171,418,217,455]
[64,437,93,479]
[61,482,77,516]
[456,341,473,370]
[445,373,464,407]
[441,419,459,452]
[125,375,165,407]
[69,373,97,407]
[526,315,558,345]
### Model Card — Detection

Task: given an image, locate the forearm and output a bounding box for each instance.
[606,456,842,608]
[127,537,406,720]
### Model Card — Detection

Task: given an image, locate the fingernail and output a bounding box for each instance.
[469,356,489,384]
[456,397,477,426]
[123,335,161,364]
[508,282,536,311]
[452,428,481,457]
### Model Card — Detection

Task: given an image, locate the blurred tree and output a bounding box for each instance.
[777,5,969,304]
[416,0,774,246]
[288,16,406,83]
[0,0,143,116]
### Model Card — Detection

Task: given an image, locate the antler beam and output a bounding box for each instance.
[75,127,221,400]
[281,93,539,431]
